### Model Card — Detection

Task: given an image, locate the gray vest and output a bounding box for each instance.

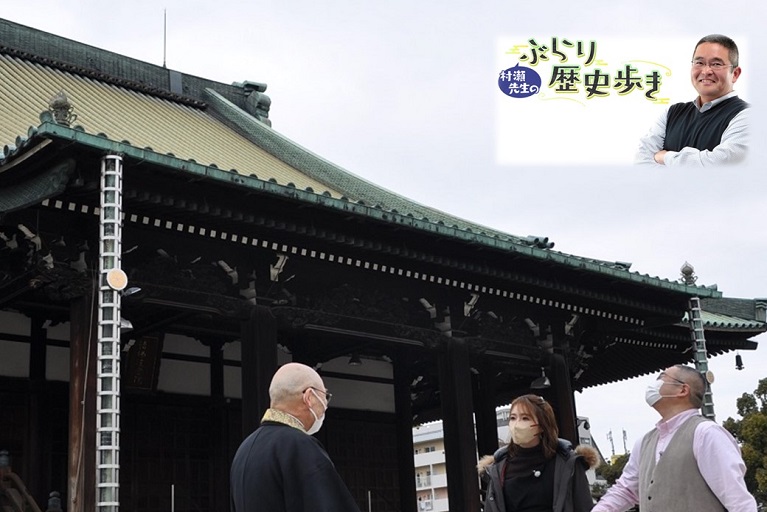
[638,415,725,512]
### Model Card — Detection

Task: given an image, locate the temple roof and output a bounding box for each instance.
[0,19,729,298]
[699,311,764,330]
[694,298,767,331]
[0,52,341,195]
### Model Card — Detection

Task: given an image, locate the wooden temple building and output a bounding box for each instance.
[1,18,765,512]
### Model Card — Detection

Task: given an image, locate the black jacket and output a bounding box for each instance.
[477,439,598,512]
[230,421,361,512]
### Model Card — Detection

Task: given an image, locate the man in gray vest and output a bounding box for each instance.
[592,365,756,512]
[635,34,749,166]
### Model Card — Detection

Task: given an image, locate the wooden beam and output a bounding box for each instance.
[239,306,277,437]
[0,272,34,307]
[550,353,577,445]
[208,338,228,512]
[473,358,500,459]
[393,348,417,512]
[438,336,480,512]
[209,339,225,399]
[27,316,46,506]
[68,292,96,512]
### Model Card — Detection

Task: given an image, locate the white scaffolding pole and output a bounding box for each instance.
[96,154,125,511]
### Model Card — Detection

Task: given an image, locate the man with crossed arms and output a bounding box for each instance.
[635,34,749,166]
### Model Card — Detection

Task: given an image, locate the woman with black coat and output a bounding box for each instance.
[477,394,598,512]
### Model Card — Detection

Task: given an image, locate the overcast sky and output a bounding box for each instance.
[4,0,767,456]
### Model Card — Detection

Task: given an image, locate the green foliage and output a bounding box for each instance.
[755,379,767,412]
[737,392,758,417]
[722,416,740,439]
[598,453,630,485]
[724,377,767,503]
[591,481,608,501]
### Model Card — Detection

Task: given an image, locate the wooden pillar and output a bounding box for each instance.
[69,292,97,512]
[239,306,278,437]
[28,317,47,505]
[208,339,228,512]
[209,339,225,398]
[473,358,500,460]
[550,353,577,444]
[438,337,480,512]
[393,348,417,512]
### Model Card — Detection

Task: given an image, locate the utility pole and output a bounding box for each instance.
[606,430,615,457]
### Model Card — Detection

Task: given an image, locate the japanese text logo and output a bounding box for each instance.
[498,37,669,102]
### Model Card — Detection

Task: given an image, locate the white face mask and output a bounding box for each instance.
[645,378,682,407]
[510,422,539,446]
[306,388,327,436]
[645,379,664,406]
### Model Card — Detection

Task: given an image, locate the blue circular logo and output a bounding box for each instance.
[498,64,541,98]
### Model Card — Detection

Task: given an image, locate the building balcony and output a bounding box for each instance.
[415,472,447,490]
[430,473,447,488]
[418,498,450,512]
[414,451,445,467]
[433,498,449,511]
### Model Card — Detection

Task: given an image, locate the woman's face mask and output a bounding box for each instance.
[508,406,540,446]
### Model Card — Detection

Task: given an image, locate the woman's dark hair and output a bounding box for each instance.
[507,394,559,459]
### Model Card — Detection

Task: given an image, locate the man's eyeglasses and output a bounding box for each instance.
[691,60,733,71]
[658,372,686,386]
[306,386,332,405]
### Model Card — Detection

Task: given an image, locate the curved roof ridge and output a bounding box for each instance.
[204,87,534,244]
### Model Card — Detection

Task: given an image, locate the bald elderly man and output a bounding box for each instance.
[230,363,361,512]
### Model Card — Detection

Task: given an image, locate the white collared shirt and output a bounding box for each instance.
[592,409,756,512]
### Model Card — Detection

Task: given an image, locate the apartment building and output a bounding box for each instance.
[413,421,450,511]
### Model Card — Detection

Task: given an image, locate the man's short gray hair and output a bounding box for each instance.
[695,34,740,68]
[673,364,707,409]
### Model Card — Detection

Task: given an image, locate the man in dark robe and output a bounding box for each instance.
[230,362,361,512]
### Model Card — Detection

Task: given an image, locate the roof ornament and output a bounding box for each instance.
[48,90,77,126]
[680,261,697,285]
[524,235,555,249]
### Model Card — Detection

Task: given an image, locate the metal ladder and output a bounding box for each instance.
[688,297,715,420]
